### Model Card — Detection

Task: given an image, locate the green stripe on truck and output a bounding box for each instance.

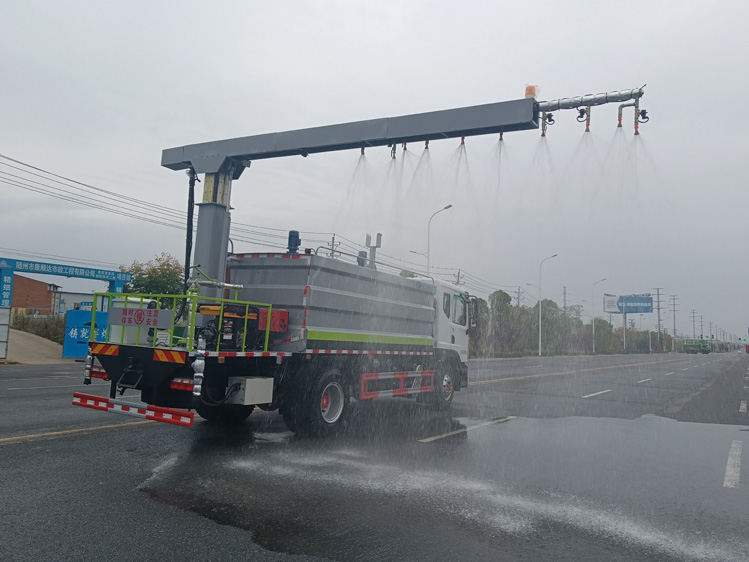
[306,330,433,346]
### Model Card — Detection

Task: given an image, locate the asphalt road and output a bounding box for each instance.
[2,352,748,561]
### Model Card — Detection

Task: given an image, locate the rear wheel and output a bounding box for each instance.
[195,403,254,424]
[282,368,349,435]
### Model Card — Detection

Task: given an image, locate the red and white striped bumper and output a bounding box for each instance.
[72,392,194,428]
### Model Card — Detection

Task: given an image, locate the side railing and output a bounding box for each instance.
[88,292,274,353]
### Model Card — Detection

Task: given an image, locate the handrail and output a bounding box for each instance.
[88,292,274,353]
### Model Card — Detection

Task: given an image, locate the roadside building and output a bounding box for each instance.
[10,274,61,317]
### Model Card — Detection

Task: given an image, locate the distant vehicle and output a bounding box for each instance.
[682,341,710,354]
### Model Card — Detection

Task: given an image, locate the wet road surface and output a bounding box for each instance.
[2,353,748,561]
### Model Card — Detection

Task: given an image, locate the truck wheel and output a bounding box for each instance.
[433,370,454,409]
[195,403,254,424]
[306,368,349,435]
[281,369,349,435]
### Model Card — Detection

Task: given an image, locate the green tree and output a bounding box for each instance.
[122,253,184,295]
[469,297,491,357]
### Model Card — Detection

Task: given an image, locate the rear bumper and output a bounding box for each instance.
[72,392,194,427]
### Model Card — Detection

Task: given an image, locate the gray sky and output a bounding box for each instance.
[1,0,747,338]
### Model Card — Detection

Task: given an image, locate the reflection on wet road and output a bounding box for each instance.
[141,396,748,561]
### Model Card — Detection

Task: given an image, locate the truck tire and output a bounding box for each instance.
[195,403,254,424]
[282,368,349,435]
[432,370,455,409]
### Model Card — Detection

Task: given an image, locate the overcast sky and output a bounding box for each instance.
[1,0,747,338]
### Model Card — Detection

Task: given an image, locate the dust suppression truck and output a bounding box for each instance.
[73,239,476,434]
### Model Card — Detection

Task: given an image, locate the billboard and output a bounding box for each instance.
[602,294,653,314]
[603,294,620,314]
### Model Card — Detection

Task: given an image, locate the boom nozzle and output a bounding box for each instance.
[538,85,648,134]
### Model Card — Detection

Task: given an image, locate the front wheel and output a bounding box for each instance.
[432,370,454,409]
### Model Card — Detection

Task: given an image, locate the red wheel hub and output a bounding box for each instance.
[320,393,330,411]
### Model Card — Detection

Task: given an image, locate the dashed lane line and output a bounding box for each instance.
[637,378,652,384]
[665,372,675,376]
[723,440,743,488]
[419,416,514,443]
[468,358,687,387]
[581,389,612,399]
[1,376,79,382]
[7,383,106,391]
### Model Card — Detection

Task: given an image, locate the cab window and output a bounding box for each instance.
[442,293,451,319]
[452,294,466,326]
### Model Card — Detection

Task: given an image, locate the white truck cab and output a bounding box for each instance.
[432,279,471,364]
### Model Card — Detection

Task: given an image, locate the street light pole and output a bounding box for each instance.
[408,249,427,262]
[427,204,453,276]
[537,253,558,357]
[592,277,606,355]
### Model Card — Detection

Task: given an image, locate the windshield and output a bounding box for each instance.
[1,3,747,562]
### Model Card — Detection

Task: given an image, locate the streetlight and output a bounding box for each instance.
[592,277,606,354]
[408,249,427,263]
[537,253,558,357]
[427,204,453,275]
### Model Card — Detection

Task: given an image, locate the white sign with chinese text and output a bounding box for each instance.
[109,307,174,329]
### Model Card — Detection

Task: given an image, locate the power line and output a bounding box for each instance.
[0,247,122,268]
[0,154,340,249]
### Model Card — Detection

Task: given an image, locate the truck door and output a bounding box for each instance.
[434,290,469,363]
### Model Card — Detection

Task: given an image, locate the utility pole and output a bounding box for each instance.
[691,310,697,340]
[699,315,704,338]
[516,286,523,307]
[454,269,464,286]
[670,295,678,339]
[654,288,663,344]
[563,286,567,315]
[327,234,340,258]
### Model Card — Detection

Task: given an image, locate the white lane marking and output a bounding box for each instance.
[637,378,652,384]
[419,417,515,443]
[740,401,747,413]
[723,440,743,488]
[682,368,689,371]
[665,372,675,376]
[7,383,104,391]
[582,389,612,399]
[1,376,78,382]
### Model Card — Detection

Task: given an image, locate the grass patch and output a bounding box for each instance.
[11,315,65,345]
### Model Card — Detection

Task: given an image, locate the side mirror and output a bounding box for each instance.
[469,298,478,329]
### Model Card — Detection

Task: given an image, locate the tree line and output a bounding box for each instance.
[469,290,678,357]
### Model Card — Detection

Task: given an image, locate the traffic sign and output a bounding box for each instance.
[603,294,653,314]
